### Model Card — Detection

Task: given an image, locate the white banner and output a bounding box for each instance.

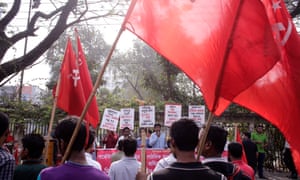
[188,105,205,127]
[119,108,135,130]
[139,106,155,127]
[164,104,182,127]
[100,108,120,131]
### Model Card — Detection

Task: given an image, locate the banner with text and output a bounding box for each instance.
[188,105,205,127]
[119,108,135,130]
[139,106,155,127]
[100,108,120,131]
[164,104,182,127]
[97,149,170,174]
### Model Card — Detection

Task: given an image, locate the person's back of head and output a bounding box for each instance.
[85,130,96,152]
[243,132,251,139]
[117,139,124,151]
[228,142,243,160]
[21,133,45,159]
[0,112,9,139]
[55,116,86,154]
[123,137,137,157]
[205,125,228,155]
[170,118,199,151]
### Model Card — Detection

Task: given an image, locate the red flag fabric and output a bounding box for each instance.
[57,38,100,128]
[233,0,300,171]
[125,0,280,115]
[235,127,248,163]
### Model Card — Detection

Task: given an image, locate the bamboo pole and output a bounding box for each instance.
[44,76,61,165]
[196,0,244,161]
[140,128,146,173]
[61,0,138,163]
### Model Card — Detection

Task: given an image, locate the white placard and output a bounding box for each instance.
[139,106,155,127]
[100,108,120,131]
[119,108,135,130]
[164,104,182,127]
[188,105,205,127]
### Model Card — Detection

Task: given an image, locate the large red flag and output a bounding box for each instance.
[57,38,100,128]
[233,0,300,171]
[125,0,280,115]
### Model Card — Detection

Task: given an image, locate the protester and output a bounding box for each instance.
[201,125,250,180]
[85,130,102,170]
[115,127,131,148]
[242,132,258,172]
[137,128,152,148]
[0,112,15,180]
[38,116,109,180]
[251,124,268,179]
[153,139,176,172]
[13,133,47,180]
[283,140,298,179]
[228,142,255,180]
[109,137,140,180]
[103,130,118,148]
[111,139,125,163]
[149,123,167,149]
[141,118,225,180]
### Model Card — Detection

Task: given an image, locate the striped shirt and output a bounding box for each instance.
[0,147,15,180]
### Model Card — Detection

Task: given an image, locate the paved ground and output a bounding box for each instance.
[256,171,298,180]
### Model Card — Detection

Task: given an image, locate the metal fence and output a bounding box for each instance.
[8,112,288,172]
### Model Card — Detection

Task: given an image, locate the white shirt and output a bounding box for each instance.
[85,152,102,170]
[153,153,176,172]
[109,156,141,180]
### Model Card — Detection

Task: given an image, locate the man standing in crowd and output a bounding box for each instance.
[38,116,109,180]
[149,124,167,149]
[201,125,250,180]
[242,132,258,172]
[153,139,176,172]
[115,127,131,148]
[0,112,15,180]
[228,142,255,180]
[85,130,102,170]
[14,133,47,180]
[283,140,298,179]
[109,137,140,180]
[251,124,268,179]
[144,118,225,180]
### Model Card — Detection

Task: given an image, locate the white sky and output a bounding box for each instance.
[1,0,136,90]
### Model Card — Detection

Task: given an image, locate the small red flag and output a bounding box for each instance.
[125,0,280,115]
[56,38,99,128]
[235,127,248,163]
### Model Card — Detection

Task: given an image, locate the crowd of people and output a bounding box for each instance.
[0,111,298,180]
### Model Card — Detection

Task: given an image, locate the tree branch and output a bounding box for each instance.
[0,0,21,30]
[291,0,300,18]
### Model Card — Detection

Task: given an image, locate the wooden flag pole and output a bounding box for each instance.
[196,112,214,160]
[196,0,244,161]
[44,75,61,165]
[61,0,138,163]
[140,128,146,173]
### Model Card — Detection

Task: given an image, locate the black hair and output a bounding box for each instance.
[170,118,199,151]
[206,125,228,154]
[123,127,130,132]
[123,137,137,156]
[22,133,45,159]
[0,112,9,137]
[243,132,251,139]
[117,139,124,151]
[55,116,86,152]
[154,123,161,128]
[86,130,95,150]
[228,142,243,159]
